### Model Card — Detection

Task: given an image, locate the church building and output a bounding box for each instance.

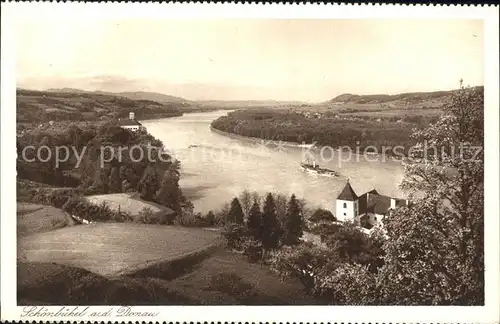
[335,179,408,229]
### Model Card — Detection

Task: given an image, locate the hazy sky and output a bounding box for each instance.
[17,19,483,102]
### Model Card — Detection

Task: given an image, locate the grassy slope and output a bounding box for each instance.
[167,250,317,305]
[86,193,164,215]
[17,203,76,238]
[18,249,316,305]
[17,221,316,305]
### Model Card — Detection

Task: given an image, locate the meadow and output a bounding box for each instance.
[18,222,221,277]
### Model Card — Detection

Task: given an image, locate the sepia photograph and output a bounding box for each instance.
[1,2,499,323]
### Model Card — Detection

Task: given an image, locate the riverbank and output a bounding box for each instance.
[210,125,409,165]
[209,126,315,149]
[209,109,427,159]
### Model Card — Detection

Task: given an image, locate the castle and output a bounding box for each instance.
[118,112,144,132]
[335,179,408,229]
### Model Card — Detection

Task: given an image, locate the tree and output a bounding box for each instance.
[269,243,331,294]
[323,221,384,272]
[138,165,160,202]
[92,166,110,194]
[379,82,484,305]
[273,192,288,229]
[246,200,262,239]
[108,166,121,193]
[239,189,253,218]
[205,210,216,226]
[261,193,281,249]
[154,162,182,212]
[250,191,261,206]
[283,194,304,245]
[227,197,244,224]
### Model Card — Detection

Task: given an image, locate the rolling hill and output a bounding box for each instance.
[17,88,184,123]
[327,86,483,106]
[47,88,189,104]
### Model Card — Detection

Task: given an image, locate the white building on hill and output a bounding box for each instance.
[335,179,408,230]
[118,112,144,132]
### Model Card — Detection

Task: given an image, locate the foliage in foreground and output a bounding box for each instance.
[270,82,484,305]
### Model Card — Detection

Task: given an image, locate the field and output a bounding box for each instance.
[17,220,316,305]
[17,203,76,238]
[341,108,443,117]
[86,193,173,216]
[18,223,221,277]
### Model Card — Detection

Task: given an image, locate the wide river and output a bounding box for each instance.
[143,110,406,214]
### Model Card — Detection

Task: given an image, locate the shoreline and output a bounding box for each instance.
[209,125,407,162]
[209,125,408,166]
[209,126,316,149]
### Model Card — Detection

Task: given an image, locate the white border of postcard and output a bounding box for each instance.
[2,2,499,323]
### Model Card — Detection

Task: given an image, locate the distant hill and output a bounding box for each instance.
[46,88,305,110]
[17,88,183,123]
[328,87,484,105]
[47,88,189,104]
[197,99,306,109]
[113,91,189,104]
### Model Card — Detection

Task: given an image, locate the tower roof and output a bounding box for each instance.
[337,180,358,201]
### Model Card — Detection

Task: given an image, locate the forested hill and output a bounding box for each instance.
[17,89,184,123]
[327,86,483,105]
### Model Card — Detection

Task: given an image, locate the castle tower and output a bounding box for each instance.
[335,179,358,222]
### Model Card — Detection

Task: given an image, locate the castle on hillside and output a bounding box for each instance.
[335,179,408,230]
[118,112,144,132]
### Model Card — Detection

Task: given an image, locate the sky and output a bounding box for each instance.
[16,19,483,102]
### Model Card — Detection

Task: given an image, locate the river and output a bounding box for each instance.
[142,110,406,214]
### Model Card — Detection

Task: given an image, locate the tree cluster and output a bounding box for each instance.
[17,122,188,216]
[210,108,437,156]
[221,191,305,261]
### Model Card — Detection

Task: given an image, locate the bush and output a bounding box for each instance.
[136,207,157,224]
[241,237,263,263]
[221,223,247,250]
[48,191,71,208]
[174,211,211,227]
[62,196,120,222]
[207,272,254,298]
[309,208,336,223]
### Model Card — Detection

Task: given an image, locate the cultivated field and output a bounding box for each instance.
[341,108,443,117]
[18,223,221,277]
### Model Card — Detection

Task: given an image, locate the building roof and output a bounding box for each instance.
[358,192,391,215]
[358,191,407,215]
[118,119,142,126]
[337,180,358,201]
